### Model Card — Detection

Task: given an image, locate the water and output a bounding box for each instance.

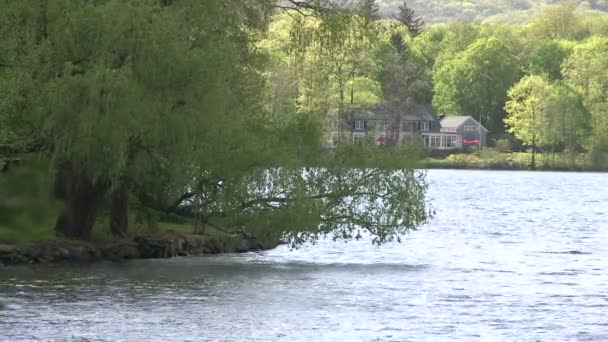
[1,170,608,341]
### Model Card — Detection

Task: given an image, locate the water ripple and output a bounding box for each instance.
[1,170,608,341]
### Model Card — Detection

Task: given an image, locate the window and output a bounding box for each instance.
[464,125,477,132]
[444,135,457,148]
[402,121,418,132]
[420,122,430,131]
[354,120,365,130]
[430,136,441,148]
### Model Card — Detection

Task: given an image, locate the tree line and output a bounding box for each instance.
[265,1,608,168]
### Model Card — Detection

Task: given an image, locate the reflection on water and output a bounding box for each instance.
[1,170,608,341]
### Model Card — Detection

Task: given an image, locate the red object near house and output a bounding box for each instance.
[462,139,480,144]
[376,136,386,144]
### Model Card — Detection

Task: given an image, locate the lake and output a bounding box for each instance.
[1,170,607,341]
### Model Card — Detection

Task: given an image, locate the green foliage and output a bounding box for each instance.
[504,75,554,148]
[546,81,590,152]
[527,4,587,40]
[186,143,428,246]
[494,138,513,153]
[504,75,590,153]
[1,0,431,245]
[527,40,574,80]
[562,35,608,150]
[0,157,60,243]
[433,36,521,133]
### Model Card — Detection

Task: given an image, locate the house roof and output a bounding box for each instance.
[440,116,489,131]
[351,103,438,121]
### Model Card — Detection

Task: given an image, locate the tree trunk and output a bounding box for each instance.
[54,163,107,240]
[531,138,536,171]
[110,184,129,237]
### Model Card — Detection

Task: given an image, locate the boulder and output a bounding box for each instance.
[101,241,140,261]
[0,244,18,254]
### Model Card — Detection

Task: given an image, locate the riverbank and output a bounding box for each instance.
[0,230,279,266]
[422,151,608,172]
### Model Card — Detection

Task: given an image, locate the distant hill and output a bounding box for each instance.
[374,0,608,23]
[277,1,608,23]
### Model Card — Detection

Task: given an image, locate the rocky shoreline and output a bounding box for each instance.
[0,231,280,266]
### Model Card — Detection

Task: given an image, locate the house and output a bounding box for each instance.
[344,104,462,150]
[440,116,488,149]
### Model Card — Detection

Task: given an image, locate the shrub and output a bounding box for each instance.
[494,138,512,153]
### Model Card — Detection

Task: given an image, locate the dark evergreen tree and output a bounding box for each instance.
[396,1,424,37]
[357,0,380,21]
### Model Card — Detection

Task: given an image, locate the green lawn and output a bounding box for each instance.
[0,210,198,245]
[422,150,606,171]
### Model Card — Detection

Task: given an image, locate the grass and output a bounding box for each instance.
[0,209,200,245]
[0,223,59,244]
[422,150,608,172]
[0,208,236,246]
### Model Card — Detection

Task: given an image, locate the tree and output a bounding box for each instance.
[0,0,274,239]
[1,0,430,247]
[433,36,521,134]
[546,82,590,163]
[396,1,425,38]
[357,0,380,22]
[376,40,432,144]
[562,36,608,151]
[504,75,553,169]
[275,9,381,142]
[179,143,429,246]
[527,40,574,81]
[528,4,585,41]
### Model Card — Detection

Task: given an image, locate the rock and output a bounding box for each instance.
[0,244,24,265]
[101,241,140,261]
[134,236,175,258]
[0,245,18,254]
[0,231,280,265]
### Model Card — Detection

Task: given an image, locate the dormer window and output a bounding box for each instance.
[421,122,430,131]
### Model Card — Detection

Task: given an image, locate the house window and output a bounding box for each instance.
[355,120,365,130]
[402,121,418,132]
[430,136,441,148]
[464,125,477,132]
[444,135,457,148]
[420,122,430,131]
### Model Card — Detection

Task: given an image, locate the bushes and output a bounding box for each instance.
[494,138,513,153]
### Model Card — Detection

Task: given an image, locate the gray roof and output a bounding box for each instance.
[351,103,437,121]
[440,116,488,131]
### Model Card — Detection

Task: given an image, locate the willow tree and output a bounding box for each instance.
[0,0,273,239]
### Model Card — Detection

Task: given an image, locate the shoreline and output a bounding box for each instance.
[420,150,608,173]
[422,161,608,173]
[0,231,280,267]
[423,165,608,173]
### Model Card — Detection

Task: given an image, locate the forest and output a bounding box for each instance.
[375,0,608,23]
[1,0,607,244]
